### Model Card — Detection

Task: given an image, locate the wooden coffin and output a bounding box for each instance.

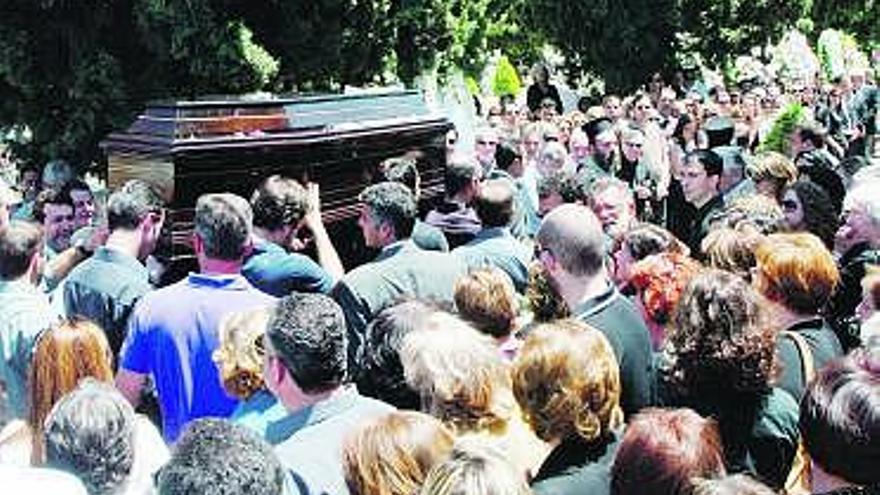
[100,90,451,281]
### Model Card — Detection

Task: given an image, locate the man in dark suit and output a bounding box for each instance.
[333,182,467,371]
[536,203,656,417]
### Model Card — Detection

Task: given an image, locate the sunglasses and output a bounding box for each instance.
[781,199,799,211]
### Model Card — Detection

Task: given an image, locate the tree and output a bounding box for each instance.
[523,0,678,93]
[677,0,809,69]
[811,0,880,48]
[0,0,278,168]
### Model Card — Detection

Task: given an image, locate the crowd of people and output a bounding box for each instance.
[0,61,879,495]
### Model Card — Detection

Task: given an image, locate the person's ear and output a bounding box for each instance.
[241,237,254,259]
[191,232,204,255]
[379,222,396,243]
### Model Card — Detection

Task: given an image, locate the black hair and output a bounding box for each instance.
[267,292,347,393]
[157,418,286,495]
[359,182,417,240]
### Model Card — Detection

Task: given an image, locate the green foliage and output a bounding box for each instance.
[677,0,809,69]
[492,55,522,97]
[523,0,678,93]
[759,103,805,156]
[811,0,880,47]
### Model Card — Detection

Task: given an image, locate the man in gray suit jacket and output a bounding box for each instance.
[454,179,532,292]
[332,182,467,371]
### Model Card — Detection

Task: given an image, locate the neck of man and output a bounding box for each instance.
[253,226,288,247]
[558,269,610,311]
[199,257,243,276]
[690,192,718,210]
[448,192,471,206]
[104,229,144,262]
[280,384,344,414]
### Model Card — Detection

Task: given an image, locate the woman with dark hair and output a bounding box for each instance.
[672,113,699,154]
[780,180,839,249]
[800,350,880,494]
[661,269,799,490]
[613,223,688,291]
[611,408,727,495]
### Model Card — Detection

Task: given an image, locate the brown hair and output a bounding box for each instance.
[28,317,113,464]
[512,319,622,443]
[701,226,764,279]
[612,408,726,495]
[754,232,840,314]
[343,411,454,495]
[454,268,518,339]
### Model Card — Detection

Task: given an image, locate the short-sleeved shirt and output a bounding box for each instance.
[0,280,55,419]
[243,238,333,296]
[271,387,394,495]
[58,246,151,356]
[119,273,276,442]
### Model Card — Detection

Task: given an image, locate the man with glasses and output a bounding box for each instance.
[678,149,725,259]
[474,126,499,176]
[56,180,165,356]
[262,293,392,494]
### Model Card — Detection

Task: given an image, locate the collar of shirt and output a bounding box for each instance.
[473,227,511,241]
[186,272,252,290]
[0,278,41,296]
[376,239,415,262]
[93,246,149,281]
[267,386,360,441]
[571,280,619,320]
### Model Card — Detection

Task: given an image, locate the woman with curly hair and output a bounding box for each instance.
[628,252,702,350]
[780,180,839,249]
[661,269,799,490]
[512,319,623,495]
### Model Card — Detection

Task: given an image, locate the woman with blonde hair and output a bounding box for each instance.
[212,307,286,436]
[401,311,548,477]
[419,439,533,495]
[343,411,454,495]
[511,319,623,495]
[0,317,167,480]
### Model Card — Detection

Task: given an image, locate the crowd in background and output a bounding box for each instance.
[0,60,879,495]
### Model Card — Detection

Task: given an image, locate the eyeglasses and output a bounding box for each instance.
[476,140,498,146]
[541,102,557,109]
[624,142,643,148]
[781,199,799,211]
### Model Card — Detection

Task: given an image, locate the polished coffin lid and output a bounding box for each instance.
[100,90,451,271]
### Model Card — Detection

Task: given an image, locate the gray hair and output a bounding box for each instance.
[843,179,880,225]
[44,379,136,495]
[194,193,253,261]
[42,159,75,190]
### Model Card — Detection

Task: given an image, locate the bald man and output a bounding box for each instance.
[535,204,655,416]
